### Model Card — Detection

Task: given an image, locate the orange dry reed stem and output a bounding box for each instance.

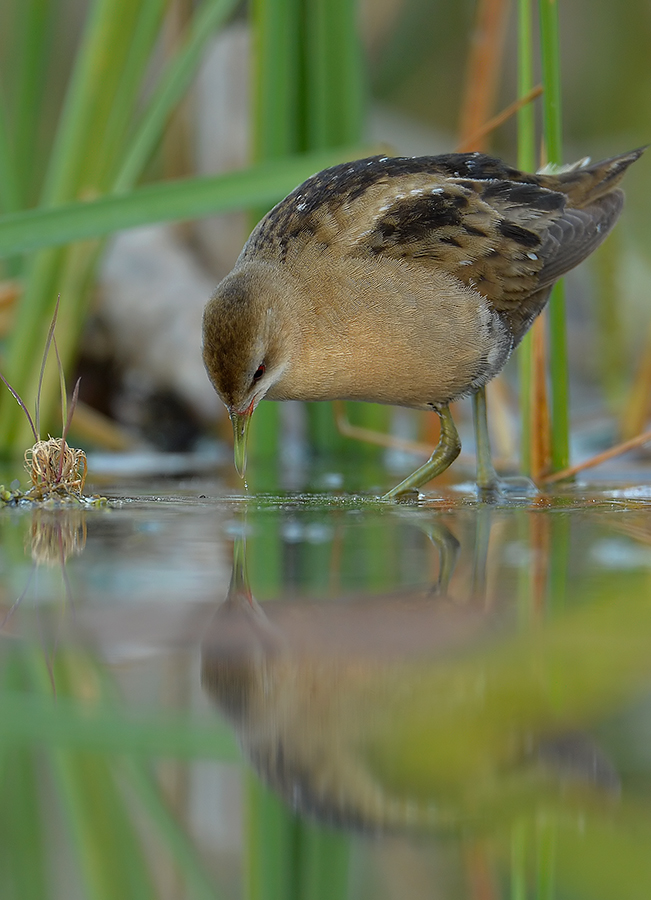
[458,0,511,151]
[529,316,552,481]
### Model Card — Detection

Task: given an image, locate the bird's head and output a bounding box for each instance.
[202,265,294,477]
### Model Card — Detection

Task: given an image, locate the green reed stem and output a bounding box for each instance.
[123,758,223,900]
[23,650,157,900]
[539,0,569,471]
[248,0,302,476]
[303,0,381,456]
[299,820,351,900]
[517,0,536,475]
[0,91,20,215]
[94,0,168,192]
[40,0,143,206]
[12,0,51,209]
[114,0,239,193]
[252,0,301,161]
[245,774,300,900]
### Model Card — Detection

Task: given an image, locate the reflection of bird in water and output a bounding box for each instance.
[202,149,644,497]
[202,536,619,833]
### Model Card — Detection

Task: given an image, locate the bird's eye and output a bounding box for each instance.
[252,364,266,382]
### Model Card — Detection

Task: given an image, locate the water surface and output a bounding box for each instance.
[2,471,651,899]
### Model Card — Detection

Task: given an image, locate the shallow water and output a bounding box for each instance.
[2,467,651,899]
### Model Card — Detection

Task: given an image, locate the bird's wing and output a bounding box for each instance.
[246,154,625,317]
[349,168,622,311]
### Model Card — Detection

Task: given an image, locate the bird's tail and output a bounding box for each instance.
[553,146,646,208]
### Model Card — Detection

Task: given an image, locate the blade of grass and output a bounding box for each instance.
[35,293,60,439]
[51,748,157,900]
[304,0,381,456]
[53,336,68,439]
[456,84,542,152]
[535,818,556,900]
[539,0,569,472]
[0,149,359,257]
[511,820,529,900]
[0,659,47,900]
[114,0,240,193]
[0,370,38,442]
[63,376,82,443]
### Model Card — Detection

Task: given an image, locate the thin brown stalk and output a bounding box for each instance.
[543,427,651,484]
[456,85,542,153]
[35,294,61,438]
[0,370,38,442]
[334,401,434,456]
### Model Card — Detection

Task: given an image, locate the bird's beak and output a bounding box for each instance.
[230,405,253,477]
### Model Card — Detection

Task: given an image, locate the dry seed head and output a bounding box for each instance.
[24,437,87,498]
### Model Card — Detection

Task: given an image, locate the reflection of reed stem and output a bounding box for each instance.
[530,317,551,482]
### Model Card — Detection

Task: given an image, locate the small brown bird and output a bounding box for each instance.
[202,149,644,498]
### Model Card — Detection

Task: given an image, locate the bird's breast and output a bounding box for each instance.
[267,257,512,407]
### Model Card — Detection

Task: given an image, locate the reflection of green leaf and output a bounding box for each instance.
[1,642,238,899]
[0,689,239,760]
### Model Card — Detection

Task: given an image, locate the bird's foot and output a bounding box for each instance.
[382,405,461,501]
[476,474,539,502]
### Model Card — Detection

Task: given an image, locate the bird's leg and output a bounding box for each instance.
[422,521,460,595]
[383,404,461,500]
[472,387,498,493]
[472,387,539,498]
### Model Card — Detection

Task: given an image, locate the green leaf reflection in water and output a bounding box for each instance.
[202,528,651,898]
[0,506,228,900]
